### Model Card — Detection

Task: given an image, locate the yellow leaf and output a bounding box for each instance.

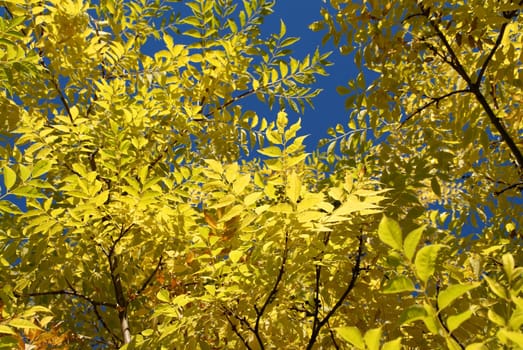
[0,325,15,335]
[8,318,42,331]
[286,171,301,204]
[229,250,243,263]
[3,166,16,190]
[233,174,251,195]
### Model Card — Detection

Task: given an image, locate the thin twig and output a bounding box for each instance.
[93,304,122,345]
[203,88,256,119]
[420,4,473,85]
[399,89,470,127]
[252,230,290,350]
[135,255,163,296]
[223,309,253,350]
[108,224,134,259]
[18,289,117,308]
[435,282,465,349]
[327,319,341,350]
[474,23,508,88]
[494,181,523,196]
[418,4,523,169]
[306,234,364,350]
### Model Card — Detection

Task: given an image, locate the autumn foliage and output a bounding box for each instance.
[0,0,522,349]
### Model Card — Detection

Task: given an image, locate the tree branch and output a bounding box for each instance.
[17,285,122,346]
[420,5,473,85]
[108,224,133,259]
[135,255,163,297]
[435,282,465,350]
[252,230,289,350]
[417,5,523,169]
[494,181,523,196]
[399,89,470,127]
[474,22,508,88]
[92,304,122,346]
[17,289,117,308]
[471,89,523,168]
[108,254,131,345]
[311,231,331,338]
[223,309,254,350]
[105,224,134,344]
[327,320,341,350]
[306,234,364,350]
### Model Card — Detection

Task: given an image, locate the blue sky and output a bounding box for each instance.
[138,1,354,151]
[261,1,354,149]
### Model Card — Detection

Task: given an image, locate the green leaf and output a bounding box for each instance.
[157,289,170,303]
[378,215,402,251]
[382,337,402,350]
[8,318,42,330]
[488,309,506,326]
[257,146,282,157]
[497,329,523,347]
[446,336,463,350]
[382,275,417,294]
[431,177,441,197]
[335,326,364,349]
[437,283,480,310]
[286,171,301,204]
[232,174,251,195]
[172,294,192,307]
[363,327,381,350]
[3,166,16,190]
[414,244,445,284]
[403,224,426,262]
[229,250,243,264]
[484,276,507,300]
[399,304,427,325]
[465,343,485,350]
[31,159,52,178]
[0,325,15,335]
[141,328,154,337]
[447,309,473,333]
[502,253,515,280]
[279,19,286,38]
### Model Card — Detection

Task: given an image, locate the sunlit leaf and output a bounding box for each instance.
[335,326,364,349]
[382,275,417,294]
[2,166,16,190]
[437,283,480,310]
[378,215,403,251]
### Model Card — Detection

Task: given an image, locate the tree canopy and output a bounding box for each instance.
[0,0,522,349]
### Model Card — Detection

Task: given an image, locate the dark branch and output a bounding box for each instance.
[93,304,122,345]
[306,234,364,350]
[400,89,470,127]
[435,282,465,349]
[17,289,117,308]
[327,320,341,350]
[49,76,74,123]
[417,4,523,169]
[474,23,508,88]
[147,144,174,172]
[223,309,254,350]
[108,224,134,259]
[311,231,331,337]
[135,255,163,297]
[202,88,256,119]
[420,4,473,85]
[472,89,523,168]
[494,181,523,196]
[252,230,289,349]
